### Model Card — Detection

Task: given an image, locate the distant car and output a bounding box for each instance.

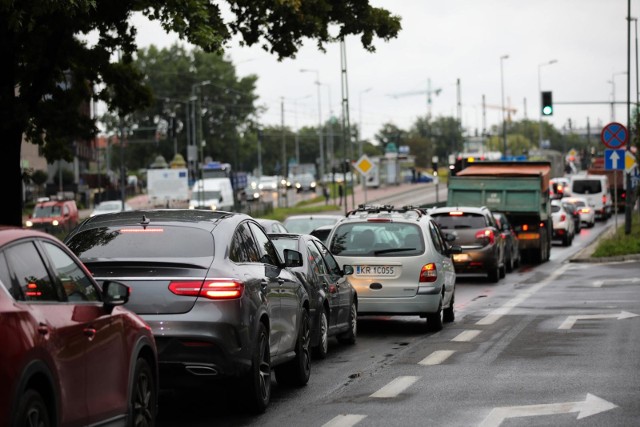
[309,224,335,244]
[293,173,317,193]
[25,197,79,234]
[258,175,279,192]
[270,233,357,359]
[430,206,506,282]
[563,196,596,228]
[550,177,571,199]
[255,218,289,233]
[90,200,133,217]
[561,200,582,232]
[327,205,461,332]
[0,227,158,427]
[551,199,575,246]
[492,212,521,273]
[64,209,310,413]
[283,214,344,235]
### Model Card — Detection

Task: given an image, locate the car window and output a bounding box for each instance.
[284,217,340,234]
[0,252,17,299]
[428,221,446,254]
[42,241,100,302]
[230,223,260,263]
[271,237,298,260]
[248,222,280,265]
[551,204,561,213]
[432,212,487,229]
[572,180,602,194]
[5,241,59,302]
[314,241,342,276]
[330,222,424,256]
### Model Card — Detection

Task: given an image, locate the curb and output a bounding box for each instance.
[569,221,640,263]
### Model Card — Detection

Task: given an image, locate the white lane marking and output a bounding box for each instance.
[322,414,367,427]
[419,350,456,366]
[592,277,640,287]
[479,393,618,427]
[370,376,420,398]
[558,311,639,329]
[451,330,481,342]
[476,263,571,326]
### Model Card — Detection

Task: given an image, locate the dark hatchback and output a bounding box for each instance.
[270,233,357,359]
[0,227,157,427]
[65,210,311,413]
[492,211,521,273]
[430,206,506,283]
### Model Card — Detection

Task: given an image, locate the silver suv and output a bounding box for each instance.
[326,205,461,331]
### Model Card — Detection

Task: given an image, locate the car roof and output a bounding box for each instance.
[0,226,59,247]
[430,206,489,214]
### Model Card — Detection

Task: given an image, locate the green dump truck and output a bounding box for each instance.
[447,161,552,263]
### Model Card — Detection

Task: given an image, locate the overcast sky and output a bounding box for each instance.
[132,0,635,143]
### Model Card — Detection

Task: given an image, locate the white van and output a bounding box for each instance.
[189,178,234,211]
[569,174,612,220]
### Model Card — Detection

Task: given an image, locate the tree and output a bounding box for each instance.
[1,1,401,226]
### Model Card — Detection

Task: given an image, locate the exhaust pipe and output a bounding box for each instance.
[185,365,218,376]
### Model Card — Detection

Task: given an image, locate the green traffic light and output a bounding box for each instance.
[542,106,553,115]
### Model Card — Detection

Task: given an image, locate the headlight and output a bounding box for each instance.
[310,182,316,187]
[296,183,301,189]
[210,204,217,211]
[25,221,33,227]
[52,220,59,226]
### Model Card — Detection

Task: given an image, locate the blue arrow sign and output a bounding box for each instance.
[604,149,625,170]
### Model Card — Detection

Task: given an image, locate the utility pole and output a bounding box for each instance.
[340,38,354,214]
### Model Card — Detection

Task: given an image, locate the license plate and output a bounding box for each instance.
[453,253,471,262]
[355,265,395,276]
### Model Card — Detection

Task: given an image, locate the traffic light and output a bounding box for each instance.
[541,91,553,116]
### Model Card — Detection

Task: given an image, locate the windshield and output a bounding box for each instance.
[330,222,424,257]
[192,190,222,200]
[284,218,340,234]
[33,205,61,218]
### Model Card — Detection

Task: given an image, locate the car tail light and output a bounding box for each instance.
[474,229,495,245]
[169,279,244,300]
[560,214,566,222]
[522,224,529,231]
[622,191,626,199]
[419,263,437,282]
[449,211,464,216]
[580,208,591,213]
[602,194,607,204]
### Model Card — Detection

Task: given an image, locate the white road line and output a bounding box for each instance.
[322,414,367,427]
[370,376,420,398]
[558,311,639,329]
[451,330,481,342]
[592,277,640,287]
[476,263,571,326]
[419,350,456,366]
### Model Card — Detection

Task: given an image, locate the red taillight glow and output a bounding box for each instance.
[419,263,437,282]
[169,279,244,300]
[560,214,566,222]
[522,224,529,231]
[474,229,495,245]
[449,211,464,216]
[602,195,607,204]
[367,218,391,222]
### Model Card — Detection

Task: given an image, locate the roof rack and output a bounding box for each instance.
[346,204,426,218]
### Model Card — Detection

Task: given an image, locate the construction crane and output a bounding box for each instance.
[387,78,442,117]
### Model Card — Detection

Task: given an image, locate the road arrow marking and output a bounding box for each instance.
[322,415,367,427]
[370,376,419,398]
[419,350,456,366]
[558,311,639,329]
[592,277,640,287]
[479,393,618,427]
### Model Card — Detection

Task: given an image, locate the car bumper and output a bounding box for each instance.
[451,248,499,274]
[357,292,442,316]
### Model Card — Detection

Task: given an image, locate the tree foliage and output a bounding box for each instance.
[1,0,401,226]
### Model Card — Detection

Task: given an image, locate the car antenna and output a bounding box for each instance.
[140,215,150,226]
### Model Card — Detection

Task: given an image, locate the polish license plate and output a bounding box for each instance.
[453,253,471,262]
[355,265,395,276]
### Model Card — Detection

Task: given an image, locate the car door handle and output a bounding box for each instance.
[37,323,49,336]
[83,328,97,339]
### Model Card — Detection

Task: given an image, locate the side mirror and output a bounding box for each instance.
[343,265,354,275]
[283,249,303,267]
[102,281,129,312]
[446,245,463,255]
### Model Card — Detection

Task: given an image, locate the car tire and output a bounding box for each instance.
[499,262,506,278]
[275,310,311,387]
[130,357,157,427]
[426,297,444,332]
[244,322,271,414]
[488,266,500,283]
[15,389,50,427]
[313,310,329,359]
[337,301,357,345]
[443,292,455,323]
[562,233,570,246]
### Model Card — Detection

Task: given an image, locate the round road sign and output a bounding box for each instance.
[601,122,628,149]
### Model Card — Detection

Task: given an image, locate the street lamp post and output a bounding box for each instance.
[500,54,509,158]
[358,87,372,157]
[538,59,558,150]
[191,80,211,206]
[632,18,639,108]
[300,69,325,180]
[609,71,628,122]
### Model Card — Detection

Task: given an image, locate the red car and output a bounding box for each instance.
[0,227,158,427]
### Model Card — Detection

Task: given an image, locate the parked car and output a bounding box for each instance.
[283,214,344,235]
[563,196,596,228]
[430,206,506,283]
[255,218,289,233]
[90,200,133,217]
[551,199,575,246]
[270,233,357,358]
[25,197,79,234]
[327,205,460,332]
[64,209,310,413]
[492,211,521,273]
[561,199,582,232]
[0,227,158,427]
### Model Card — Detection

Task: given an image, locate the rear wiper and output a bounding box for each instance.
[374,247,416,255]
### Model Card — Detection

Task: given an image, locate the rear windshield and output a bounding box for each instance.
[431,213,487,229]
[66,226,214,261]
[551,205,561,213]
[271,237,298,260]
[330,222,424,257]
[284,218,340,234]
[572,180,602,194]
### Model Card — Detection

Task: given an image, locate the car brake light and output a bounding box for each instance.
[522,224,529,231]
[560,214,566,222]
[474,229,495,245]
[449,211,464,216]
[169,279,244,300]
[580,208,591,213]
[602,194,607,204]
[367,218,391,222]
[419,263,437,282]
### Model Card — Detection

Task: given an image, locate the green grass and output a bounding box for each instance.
[592,213,640,258]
